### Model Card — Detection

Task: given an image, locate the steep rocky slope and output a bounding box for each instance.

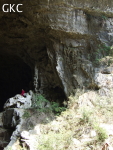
[1,89,113,150]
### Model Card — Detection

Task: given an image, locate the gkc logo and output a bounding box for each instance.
[2,4,23,12]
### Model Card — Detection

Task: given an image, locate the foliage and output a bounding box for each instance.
[80,108,93,124]
[81,109,91,123]
[101,15,108,20]
[32,94,49,108]
[96,44,111,57]
[95,44,111,64]
[38,130,72,150]
[34,91,113,149]
[86,13,108,21]
[23,110,31,118]
[94,124,108,142]
[51,102,66,115]
[95,56,113,66]
[14,90,113,149]
[32,94,66,115]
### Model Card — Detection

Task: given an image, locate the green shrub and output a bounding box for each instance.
[32,94,66,115]
[94,124,108,142]
[101,15,108,20]
[32,94,49,108]
[23,110,31,118]
[94,44,111,65]
[51,102,66,115]
[96,44,111,58]
[80,108,92,124]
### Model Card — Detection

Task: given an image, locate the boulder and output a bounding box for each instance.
[4,91,33,110]
[78,91,96,107]
[99,87,110,96]
[94,73,113,89]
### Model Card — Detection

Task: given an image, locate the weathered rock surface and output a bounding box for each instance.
[0,0,113,102]
[0,112,13,149]
[3,108,25,149]
[0,0,113,149]
[101,67,113,74]
[78,91,96,107]
[95,73,113,89]
[2,91,34,149]
[0,128,13,149]
[1,90,54,150]
[4,91,33,110]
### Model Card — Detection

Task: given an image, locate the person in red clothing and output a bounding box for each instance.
[21,89,25,96]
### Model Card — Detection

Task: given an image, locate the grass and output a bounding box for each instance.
[38,130,72,150]
[94,124,108,142]
[80,108,93,124]
[98,56,113,66]
[14,90,113,150]
[43,90,113,148]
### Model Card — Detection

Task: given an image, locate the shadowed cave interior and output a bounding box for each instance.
[0,53,32,112]
[0,51,67,112]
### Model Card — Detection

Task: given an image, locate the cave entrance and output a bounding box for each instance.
[43,86,67,105]
[0,54,32,112]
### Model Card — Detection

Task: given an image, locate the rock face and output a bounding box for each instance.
[2,91,54,150]
[2,98,28,149]
[4,91,33,110]
[0,1,113,105]
[0,1,113,149]
[0,112,14,149]
[0,127,13,149]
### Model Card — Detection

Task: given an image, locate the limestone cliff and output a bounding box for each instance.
[0,0,113,149]
[0,0,113,103]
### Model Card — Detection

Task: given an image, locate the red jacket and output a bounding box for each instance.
[21,90,25,96]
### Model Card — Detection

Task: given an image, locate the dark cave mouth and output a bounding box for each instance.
[41,86,67,106]
[0,54,32,112]
[0,52,67,112]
